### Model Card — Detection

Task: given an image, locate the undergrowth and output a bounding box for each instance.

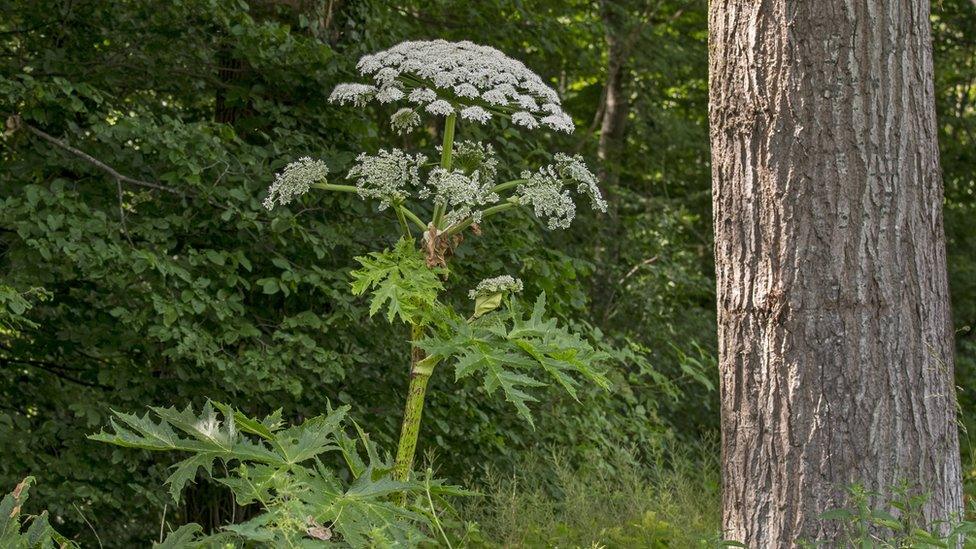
[453,443,723,548]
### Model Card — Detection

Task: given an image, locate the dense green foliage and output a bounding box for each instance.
[1,0,974,546]
[91,401,470,546]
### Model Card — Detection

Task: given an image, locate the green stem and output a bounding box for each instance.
[393,324,433,488]
[395,205,413,239]
[431,113,457,229]
[400,206,428,233]
[489,179,528,195]
[311,183,358,193]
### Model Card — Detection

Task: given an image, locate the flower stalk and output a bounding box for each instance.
[393,323,432,488]
[431,113,457,229]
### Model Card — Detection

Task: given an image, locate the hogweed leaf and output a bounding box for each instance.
[92,400,470,547]
[153,523,205,549]
[227,404,284,441]
[0,477,76,548]
[423,291,610,427]
[151,401,236,451]
[0,477,33,540]
[350,238,445,325]
[276,405,348,464]
[90,412,198,452]
[166,452,220,502]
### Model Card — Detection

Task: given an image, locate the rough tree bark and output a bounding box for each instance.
[708,0,963,545]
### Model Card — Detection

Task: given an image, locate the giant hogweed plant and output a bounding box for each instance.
[93,40,610,545]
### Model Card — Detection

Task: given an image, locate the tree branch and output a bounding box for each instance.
[0,356,110,389]
[12,116,184,195]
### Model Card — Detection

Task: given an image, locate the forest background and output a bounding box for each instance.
[1,0,974,545]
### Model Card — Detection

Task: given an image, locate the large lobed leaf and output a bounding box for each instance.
[92,402,470,547]
[420,292,611,428]
[349,238,446,325]
[90,401,347,501]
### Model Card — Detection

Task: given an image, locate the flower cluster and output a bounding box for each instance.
[516,154,607,230]
[553,153,608,212]
[418,141,502,226]
[346,149,427,211]
[330,40,575,133]
[426,169,500,226]
[451,140,498,185]
[468,275,524,299]
[263,157,329,210]
[390,108,421,134]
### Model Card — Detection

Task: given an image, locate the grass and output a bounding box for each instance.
[450,442,723,548]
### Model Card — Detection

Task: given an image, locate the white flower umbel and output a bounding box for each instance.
[264,157,329,210]
[390,108,421,134]
[329,83,377,107]
[422,141,501,226]
[517,168,577,230]
[460,106,491,123]
[553,153,609,212]
[451,141,499,186]
[424,167,500,227]
[468,275,524,299]
[347,149,427,211]
[514,154,607,229]
[425,99,455,116]
[331,40,576,133]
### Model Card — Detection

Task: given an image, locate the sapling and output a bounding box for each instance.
[265,39,611,484]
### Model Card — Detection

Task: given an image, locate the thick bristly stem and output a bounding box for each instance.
[392,323,432,487]
[431,113,457,229]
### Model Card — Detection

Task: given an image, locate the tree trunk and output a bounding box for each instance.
[597,0,630,188]
[708,0,963,545]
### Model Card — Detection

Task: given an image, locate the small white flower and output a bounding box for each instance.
[511,111,539,129]
[468,275,524,299]
[433,71,458,88]
[390,108,421,134]
[374,67,401,85]
[357,55,383,74]
[481,89,509,106]
[376,86,405,103]
[347,149,427,210]
[492,72,519,85]
[460,106,491,123]
[264,157,329,210]
[425,99,455,116]
[409,87,437,104]
[541,112,575,133]
[454,83,480,98]
[515,94,539,111]
[328,83,377,107]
